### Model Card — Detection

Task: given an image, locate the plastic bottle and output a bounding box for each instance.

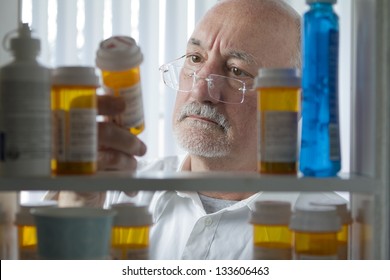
[255,68,301,174]
[0,23,51,177]
[250,200,293,259]
[15,201,57,259]
[51,66,99,175]
[110,203,152,260]
[299,0,341,177]
[95,36,144,135]
[311,199,352,259]
[289,204,341,259]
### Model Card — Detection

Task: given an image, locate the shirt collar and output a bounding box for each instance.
[178,154,191,171]
[152,155,301,220]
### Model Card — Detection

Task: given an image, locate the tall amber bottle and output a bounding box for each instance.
[51,66,99,175]
[255,68,301,174]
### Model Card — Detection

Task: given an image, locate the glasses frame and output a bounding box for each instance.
[159,55,253,104]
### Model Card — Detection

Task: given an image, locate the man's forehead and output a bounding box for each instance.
[187,37,258,66]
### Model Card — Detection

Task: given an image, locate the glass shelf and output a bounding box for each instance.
[0,171,378,193]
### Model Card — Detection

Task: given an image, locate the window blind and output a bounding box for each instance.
[22,0,219,161]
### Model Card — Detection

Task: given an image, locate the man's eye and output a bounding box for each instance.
[231,67,244,76]
[190,55,202,63]
[229,66,254,79]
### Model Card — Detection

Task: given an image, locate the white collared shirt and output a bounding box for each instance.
[47,154,347,259]
[109,155,345,260]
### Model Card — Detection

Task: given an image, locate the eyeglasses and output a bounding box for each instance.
[159,55,254,104]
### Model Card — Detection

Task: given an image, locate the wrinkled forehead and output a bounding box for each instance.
[189,0,300,67]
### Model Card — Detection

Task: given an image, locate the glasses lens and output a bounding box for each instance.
[208,75,245,104]
[160,56,249,104]
[161,58,194,92]
[161,64,179,90]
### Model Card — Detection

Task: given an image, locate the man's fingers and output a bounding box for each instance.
[97,95,126,116]
[98,149,138,171]
[98,122,147,156]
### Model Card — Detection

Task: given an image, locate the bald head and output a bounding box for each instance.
[197,0,301,68]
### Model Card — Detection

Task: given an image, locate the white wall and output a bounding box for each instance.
[0,0,19,65]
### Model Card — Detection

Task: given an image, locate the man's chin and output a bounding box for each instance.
[173,124,231,157]
[175,137,230,158]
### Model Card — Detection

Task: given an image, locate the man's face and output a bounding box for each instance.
[172,1,299,169]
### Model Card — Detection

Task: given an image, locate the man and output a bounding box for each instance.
[55,0,344,259]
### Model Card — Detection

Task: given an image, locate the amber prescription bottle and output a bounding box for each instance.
[51,66,99,175]
[311,199,352,259]
[95,36,144,135]
[250,200,293,259]
[254,68,301,174]
[110,203,152,260]
[289,204,341,259]
[15,201,57,259]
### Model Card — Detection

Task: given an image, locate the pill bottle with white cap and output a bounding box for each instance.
[311,198,352,259]
[250,200,293,259]
[254,68,301,174]
[289,204,341,259]
[96,36,144,135]
[51,66,99,175]
[110,203,152,260]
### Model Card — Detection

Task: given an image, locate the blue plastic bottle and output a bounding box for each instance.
[300,0,341,177]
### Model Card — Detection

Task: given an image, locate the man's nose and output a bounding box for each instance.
[191,74,220,104]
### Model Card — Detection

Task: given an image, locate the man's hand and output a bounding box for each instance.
[97,95,147,171]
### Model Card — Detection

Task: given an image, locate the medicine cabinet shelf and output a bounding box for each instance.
[0,171,378,193]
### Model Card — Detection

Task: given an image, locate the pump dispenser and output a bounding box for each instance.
[0,23,51,176]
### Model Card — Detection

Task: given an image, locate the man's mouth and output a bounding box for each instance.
[186,115,219,125]
[177,102,230,132]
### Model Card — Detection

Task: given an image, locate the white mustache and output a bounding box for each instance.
[178,103,230,131]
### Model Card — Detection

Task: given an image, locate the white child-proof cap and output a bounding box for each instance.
[95,36,143,71]
[254,68,301,88]
[51,66,100,87]
[289,204,341,232]
[310,198,352,225]
[250,200,292,225]
[111,203,152,227]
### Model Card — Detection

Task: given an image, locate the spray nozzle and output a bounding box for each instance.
[2,22,40,58]
[18,23,33,39]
